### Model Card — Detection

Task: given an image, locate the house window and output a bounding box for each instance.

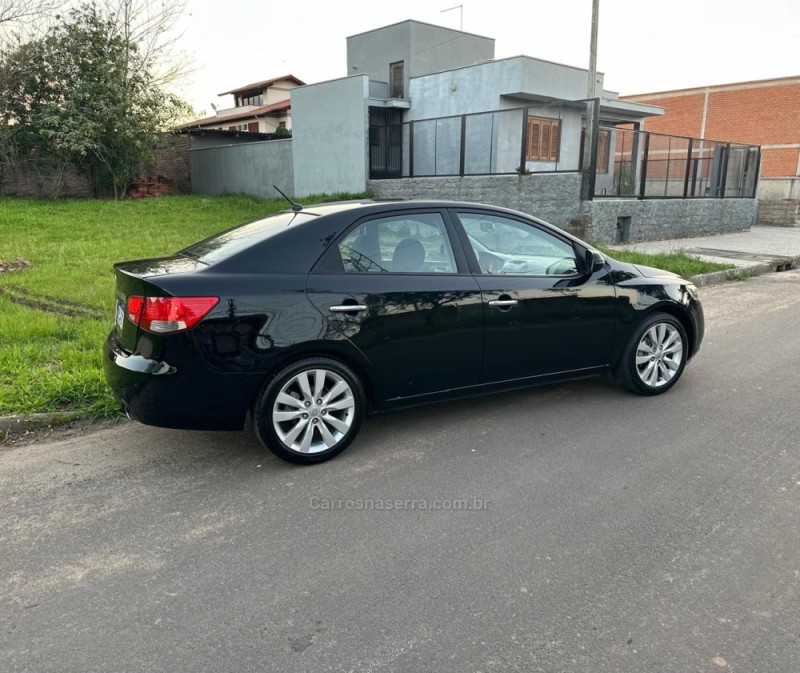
[390,61,404,99]
[237,93,263,106]
[526,116,561,162]
[278,121,286,128]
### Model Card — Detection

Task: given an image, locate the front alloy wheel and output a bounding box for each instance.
[617,312,688,396]
[255,358,365,464]
[635,322,684,388]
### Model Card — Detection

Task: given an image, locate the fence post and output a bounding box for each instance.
[683,138,693,198]
[460,115,467,177]
[752,147,761,199]
[629,122,641,194]
[519,109,528,174]
[718,143,730,197]
[409,121,414,178]
[638,132,650,199]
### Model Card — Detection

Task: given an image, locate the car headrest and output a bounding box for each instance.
[392,238,425,272]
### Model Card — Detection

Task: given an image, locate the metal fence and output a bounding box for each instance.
[368,102,761,201]
[595,126,760,199]
[368,102,581,179]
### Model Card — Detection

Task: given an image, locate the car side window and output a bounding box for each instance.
[457,212,578,276]
[338,213,457,274]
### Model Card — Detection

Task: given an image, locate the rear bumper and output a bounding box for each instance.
[104,332,256,431]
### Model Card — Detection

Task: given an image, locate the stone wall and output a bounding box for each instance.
[758,200,800,227]
[586,198,757,242]
[368,173,589,237]
[367,173,757,243]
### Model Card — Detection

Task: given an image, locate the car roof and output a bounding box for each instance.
[298,199,581,242]
[299,199,538,218]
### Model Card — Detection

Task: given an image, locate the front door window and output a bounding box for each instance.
[459,212,578,276]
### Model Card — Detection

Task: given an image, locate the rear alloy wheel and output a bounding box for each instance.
[617,312,688,396]
[254,358,365,464]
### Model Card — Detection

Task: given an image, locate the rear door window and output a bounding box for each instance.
[336,213,457,274]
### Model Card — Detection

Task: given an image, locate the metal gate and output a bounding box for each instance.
[369,108,403,179]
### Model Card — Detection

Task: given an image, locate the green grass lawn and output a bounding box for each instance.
[594,245,735,278]
[0,193,364,418]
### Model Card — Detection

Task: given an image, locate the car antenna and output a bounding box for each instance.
[273,185,303,212]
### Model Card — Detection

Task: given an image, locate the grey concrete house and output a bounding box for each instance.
[292,20,663,197]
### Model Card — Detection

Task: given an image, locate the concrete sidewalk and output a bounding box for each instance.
[608,226,800,270]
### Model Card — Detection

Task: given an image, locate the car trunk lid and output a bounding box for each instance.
[111,255,207,351]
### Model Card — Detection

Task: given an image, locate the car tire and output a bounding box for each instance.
[616,312,688,396]
[253,357,365,465]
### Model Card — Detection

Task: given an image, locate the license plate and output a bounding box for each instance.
[115,301,125,329]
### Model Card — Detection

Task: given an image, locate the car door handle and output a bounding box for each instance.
[488,299,518,307]
[329,304,368,313]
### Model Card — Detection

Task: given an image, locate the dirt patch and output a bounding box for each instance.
[0,258,31,273]
[1,417,122,449]
[0,286,104,320]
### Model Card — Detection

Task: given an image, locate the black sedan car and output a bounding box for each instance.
[105,200,704,464]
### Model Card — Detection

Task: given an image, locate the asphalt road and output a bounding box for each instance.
[3,270,800,673]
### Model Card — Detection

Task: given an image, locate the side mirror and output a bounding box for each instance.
[584,249,605,274]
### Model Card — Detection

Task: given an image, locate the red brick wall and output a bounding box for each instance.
[624,79,800,179]
[634,93,705,138]
[1,133,191,198]
[702,84,800,145]
[2,160,92,198]
[761,148,799,177]
[146,133,191,192]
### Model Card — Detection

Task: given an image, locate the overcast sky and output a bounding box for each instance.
[177,0,799,114]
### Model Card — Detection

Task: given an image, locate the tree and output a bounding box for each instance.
[0,3,190,198]
[102,0,191,86]
[0,0,61,28]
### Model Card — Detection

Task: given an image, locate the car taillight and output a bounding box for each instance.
[126,296,219,333]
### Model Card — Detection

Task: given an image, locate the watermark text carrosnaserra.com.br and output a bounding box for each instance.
[309,497,491,511]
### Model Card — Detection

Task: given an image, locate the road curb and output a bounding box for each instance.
[690,255,799,287]
[0,411,87,437]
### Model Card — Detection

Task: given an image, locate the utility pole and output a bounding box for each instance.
[584,0,600,173]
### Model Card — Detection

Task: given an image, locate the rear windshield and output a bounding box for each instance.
[180,211,316,265]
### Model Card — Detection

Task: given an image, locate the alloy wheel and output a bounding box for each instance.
[635,322,684,388]
[272,368,356,454]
